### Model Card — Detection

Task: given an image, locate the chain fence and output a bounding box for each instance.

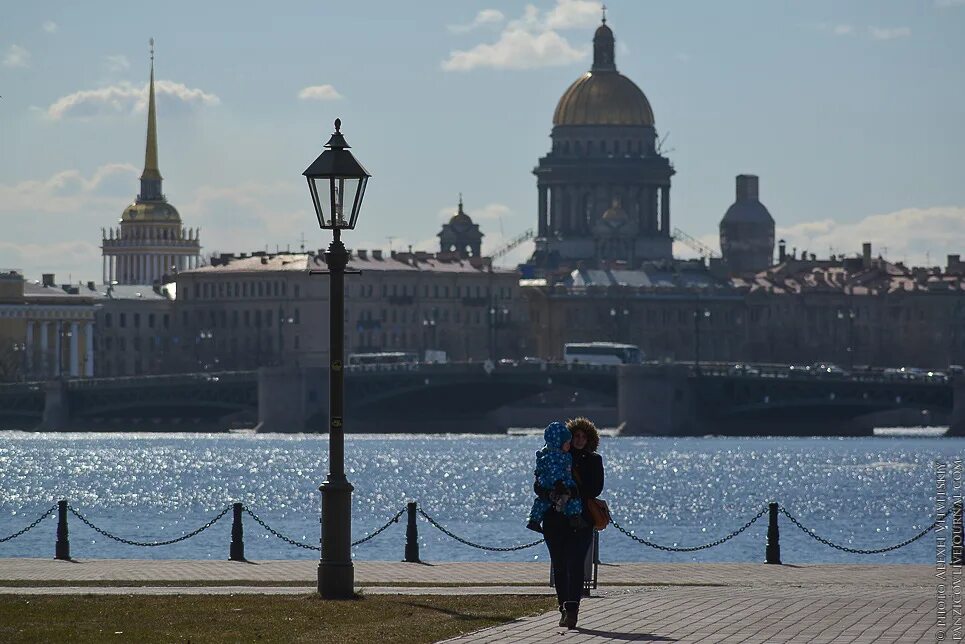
[417,507,545,551]
[609,505,770,552]
[778,505,953,555]
[67,504,232,547]
[0,504,58,544]
[243,505,406,550]
[1,499,954,559]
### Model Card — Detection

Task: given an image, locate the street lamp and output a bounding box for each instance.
[422,318,436,361]
[609,307,629,342]
[488,305,508,361]
[196,330,213,371]
[693,307,710,374]
[303,117,370,600]
[278,314,295,366]
[836,308,856,371]
[10,342,26,381]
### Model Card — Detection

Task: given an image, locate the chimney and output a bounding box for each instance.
[372,250,383,260]
[862,242,872,268]
[778,239,787,263]
[87,281,96,290]
[736,174,759,201]
[42,273,55,287]
[357,249,367,260]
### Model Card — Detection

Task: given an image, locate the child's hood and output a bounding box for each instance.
[543,421,571,450]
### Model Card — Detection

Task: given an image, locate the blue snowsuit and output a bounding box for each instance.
[528,421,582,524]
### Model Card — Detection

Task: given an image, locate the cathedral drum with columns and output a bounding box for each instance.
[101,44,201,286]
[530,16,674,272]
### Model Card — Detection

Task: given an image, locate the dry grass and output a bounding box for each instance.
[0,593,555,643]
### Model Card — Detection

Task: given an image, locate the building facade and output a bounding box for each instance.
[0,271,96,381]
[100,49,201,286]
[524,244,965,369]
[172,248,527,371]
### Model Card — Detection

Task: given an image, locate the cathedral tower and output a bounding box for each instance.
[101,41,201,285]
[530,15,674,271]
[719,174,775,274]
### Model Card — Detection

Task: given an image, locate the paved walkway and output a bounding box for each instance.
[0,559,949,642]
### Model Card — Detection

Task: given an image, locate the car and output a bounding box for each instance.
[520,356,546,365]
[787,364,810,376]
[811,362,848,377]
[497,358,518,367]
[728,363,760,377]
[948,365,964,376]
[925,371,948,383]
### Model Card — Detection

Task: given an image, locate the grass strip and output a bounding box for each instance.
[0,579,728,588]
[0,593,555,643]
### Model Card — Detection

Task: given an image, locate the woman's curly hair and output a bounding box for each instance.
[566,416,600,453]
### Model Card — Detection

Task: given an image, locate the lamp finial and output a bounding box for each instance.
[334,118,341,133]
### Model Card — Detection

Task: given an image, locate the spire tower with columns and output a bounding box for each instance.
[100,39,202,285]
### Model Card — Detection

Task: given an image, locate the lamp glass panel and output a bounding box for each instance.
[309,176,366,229]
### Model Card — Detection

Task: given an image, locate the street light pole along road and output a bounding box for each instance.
[303,118,370,600]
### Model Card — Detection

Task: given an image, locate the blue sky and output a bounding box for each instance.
[2,0,964,282]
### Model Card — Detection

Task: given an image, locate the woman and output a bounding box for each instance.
[536,416,604,630]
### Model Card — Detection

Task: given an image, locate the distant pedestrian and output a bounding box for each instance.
[535,416,605,630]
[526,421,581,534]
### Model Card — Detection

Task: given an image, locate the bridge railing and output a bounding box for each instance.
[2,498,958,568]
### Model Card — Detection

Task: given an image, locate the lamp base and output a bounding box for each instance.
[318,476,355,599]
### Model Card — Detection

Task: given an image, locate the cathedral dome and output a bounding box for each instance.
[447,197,474,230]
[122,200,182,222]
[552,18,655,127]
[554,72,654,127]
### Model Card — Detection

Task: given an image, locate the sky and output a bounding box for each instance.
[2,0,964,283]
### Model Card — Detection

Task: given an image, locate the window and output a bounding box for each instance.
[119,313,127,328]
[258,282,264,297]
[294,308,300,324]
[294,284,300,298]
[105,313,112,328]
[194,283,200,298]
[148,313,155,329]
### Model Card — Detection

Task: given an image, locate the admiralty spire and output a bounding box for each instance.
[101,40,201,285]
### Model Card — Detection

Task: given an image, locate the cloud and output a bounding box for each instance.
[42,21,59,33]
[443,27,587,71]
[776,206,965,266]
[936,0,965,7]
[297,84,343,101]
[818,23,854,36]
[868,26,911,40]
[448,9,505,33]
[442,1,592,71]
[0,240,102,282]
[544,0,600,30]
[3,44,30,68]
[0,164,139,214]
[436,201,512,222]
[46,80,220,120]
[104,55,130,73]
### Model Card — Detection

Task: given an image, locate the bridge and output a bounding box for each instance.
[0,362,961,436]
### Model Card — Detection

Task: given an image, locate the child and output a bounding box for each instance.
[526,421,582,533]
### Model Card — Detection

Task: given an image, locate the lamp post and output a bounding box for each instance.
[196,329,213,371]
[9,342,26,382]
[488,304,508,361]
[609,307,629,343]
[278,314,294,366]
[422,318,436,361]
[836,308,856,371]
[303,118,370,600]
[693,307,710,374]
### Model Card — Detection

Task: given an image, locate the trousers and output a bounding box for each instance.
[542,510,593,606]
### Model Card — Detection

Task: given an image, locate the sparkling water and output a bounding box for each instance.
[0,432,960,564]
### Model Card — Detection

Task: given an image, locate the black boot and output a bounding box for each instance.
[563,601,579,630]
[557,603,566,627]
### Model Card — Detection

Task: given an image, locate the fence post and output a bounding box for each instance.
[229,503,245,562]
[765,502,781,565]
[55,500,70,561]
[953,501,963,567]
[404,501,420,563]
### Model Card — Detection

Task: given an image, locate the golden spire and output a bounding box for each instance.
[141,38,162,183]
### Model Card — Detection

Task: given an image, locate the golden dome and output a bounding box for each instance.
[448,196,474,229]
[122,200,181,222]
[554,71,655,127]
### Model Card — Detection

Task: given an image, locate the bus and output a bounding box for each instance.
[347,352,418,368]
[563,342,643,365]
